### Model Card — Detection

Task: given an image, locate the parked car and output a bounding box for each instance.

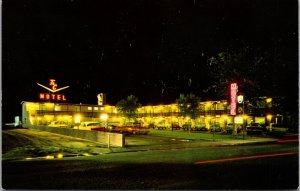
[112,122,150,135]
[154,122,168,130]
[226,123,242,133]
[155,125,167,130]
[171,122,182,130]
[148,123,156,129]
[48,121,69,128]
[107,124,118,132]
[117,126,150,135]
[193,123,207,131]
[246,122,263,134]
[269,123,289,134]
[210,123,222,132]
[75,121,105,131]
[182,123,191,131]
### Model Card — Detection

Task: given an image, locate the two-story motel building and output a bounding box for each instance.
[21,100,272,130]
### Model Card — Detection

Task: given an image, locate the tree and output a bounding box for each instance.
[206,46,272,100]
[176,93,201,130]
[116,95,141,123]
[207,47,299,131]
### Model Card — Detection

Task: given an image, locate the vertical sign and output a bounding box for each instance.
[97,93,105,106]
[230,83,237,115]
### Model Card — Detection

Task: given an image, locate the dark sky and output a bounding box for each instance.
[2,0,298,122]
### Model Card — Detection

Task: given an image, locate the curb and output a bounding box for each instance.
[113,139,280,153]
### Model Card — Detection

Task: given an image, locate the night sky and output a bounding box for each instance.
[2,0,298,123]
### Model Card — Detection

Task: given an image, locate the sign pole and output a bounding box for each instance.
[230,83,238,135]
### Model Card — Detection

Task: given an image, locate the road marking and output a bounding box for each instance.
[193,152,298,165]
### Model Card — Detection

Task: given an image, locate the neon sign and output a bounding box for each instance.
[39,93,66,101]
[49,79,58,90]
[37,79,69,101]
[230,83,237,115]
[37,79,69,93]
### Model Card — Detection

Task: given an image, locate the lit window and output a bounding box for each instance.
[54,106,61,111]
[88,107,92,110]
[94,107,98,110]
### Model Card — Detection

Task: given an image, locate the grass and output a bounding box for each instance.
[149,129,251,141]
[2,129,116,160]
[2,128,268,161]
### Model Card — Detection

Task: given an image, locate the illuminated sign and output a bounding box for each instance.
[39,93,66,101]
[230,83,237,115]
[237,95,244,104]
[37,79,69,93]
[97,93,105,106]
[37,79,69,101]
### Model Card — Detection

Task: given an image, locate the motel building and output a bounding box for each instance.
[22,99,275,130]
[21,80,277,131]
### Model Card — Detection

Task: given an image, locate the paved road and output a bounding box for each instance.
[3,145,298,189]
[2,128,299,189]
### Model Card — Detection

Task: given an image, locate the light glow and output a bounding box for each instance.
[74,115,81,123]
[206,102,212,107]
[100,113,108,121]
[266,98,272,103]
[234,116,243,124]
[46,155,54,159]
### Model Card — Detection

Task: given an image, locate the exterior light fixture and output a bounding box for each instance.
[266,98,272,103]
